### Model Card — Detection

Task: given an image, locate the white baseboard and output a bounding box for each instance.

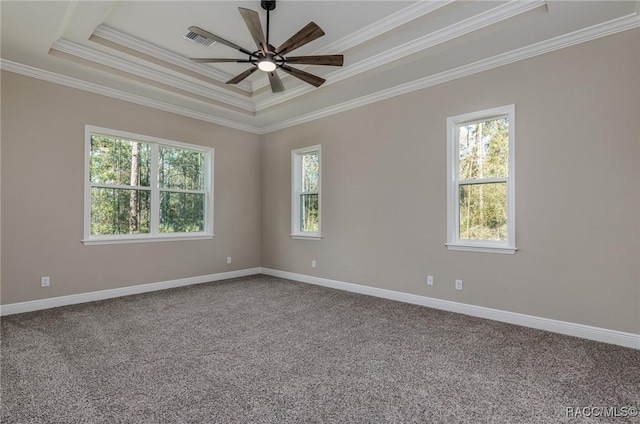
[3,267,638,349]
[261,268,640,350]
[0,268,262,316]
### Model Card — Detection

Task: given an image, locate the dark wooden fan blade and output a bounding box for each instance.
[188,26,255,57]
[285,55,344,66]
[268,71,285,93]
[226,67,258,84]
[279,65,325,87]
[190,58,251,63]
[276,22,324,56]
[239,8,267,54]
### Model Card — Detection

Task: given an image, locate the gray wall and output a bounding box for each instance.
[2,29,638,335]
[1,72,262,304]
[261,29,640,334]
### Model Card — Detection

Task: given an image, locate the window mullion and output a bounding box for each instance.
[159,187,206,195]
[458,177,508,185]
[150,144,160,236]
[90,183,152,191]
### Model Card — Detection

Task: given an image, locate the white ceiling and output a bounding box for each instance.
[2,1,639,134]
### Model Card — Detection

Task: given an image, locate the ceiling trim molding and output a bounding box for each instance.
[51,39,256,112]
[92,2,454,95]
[92,24,253,93]
[254,0,547,111]
[315,0,455,55]
[3,11,637,137]
[252,0,455,91]
[0,59,261,134]
[258,12,640,134]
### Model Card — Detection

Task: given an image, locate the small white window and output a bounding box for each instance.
[84,125,214,245]
[291,145,321,240]
[446,105,516,254]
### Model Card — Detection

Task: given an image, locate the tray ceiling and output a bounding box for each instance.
[2,1,639,134]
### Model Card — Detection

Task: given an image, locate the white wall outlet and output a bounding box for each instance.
[41,276,50,287]
[427,275,434,286]
[227,256,232,264]
[455,279,463,291]
[311,260,317,268]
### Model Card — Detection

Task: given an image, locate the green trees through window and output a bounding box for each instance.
[87,128,211,242]
[90,136,151,235]
[158,146,206,233]
[457,118,509,241]
[292,145,321,238]
[447,105,515,253]
[300,151,319,233]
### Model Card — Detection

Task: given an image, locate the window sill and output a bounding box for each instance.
[290,234,323,241]
[83,234,214,245]
[446,243,517,255]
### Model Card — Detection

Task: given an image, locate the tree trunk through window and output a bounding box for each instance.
[129,142,140,233]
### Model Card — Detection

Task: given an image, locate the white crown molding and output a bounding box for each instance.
[316,0,455,54]
[3,11,637,136]
[92,24,253,93]
[51,39,256,113]
[0,59,261,134]
[261,268,640,349]
[259,11,640,134]
[90,3,452,95]
[252,0,455,91]
[254,0,547,111]
[0,268,263,316]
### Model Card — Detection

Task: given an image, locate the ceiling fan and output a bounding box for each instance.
[188,0,344,93]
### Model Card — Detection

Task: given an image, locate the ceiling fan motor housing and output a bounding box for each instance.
[261,1,276,11]
[188,0,344,93]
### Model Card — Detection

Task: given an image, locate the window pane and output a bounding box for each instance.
[159,146,205,191]
[90,135,151,186]
[91,188,150,235]
[302,151,319,192]
[159,192,205,233]
[299,193,319,233]
[459,182,507,241]
[458,118,509,180]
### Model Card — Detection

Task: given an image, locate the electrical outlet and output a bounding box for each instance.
[455,279,463,291]
[41,276,50,287]
[227,256,232,264]
[311,260,317,268]
[427,275,434,286]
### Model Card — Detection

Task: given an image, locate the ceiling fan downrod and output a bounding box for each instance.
[188,0,344,93]
[262,0,276,51]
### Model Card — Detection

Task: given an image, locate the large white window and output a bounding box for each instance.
[291,145,321,239]
[446,105,515,254]
[84,126,214,245]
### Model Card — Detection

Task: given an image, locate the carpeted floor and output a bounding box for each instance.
[1,274,638,423]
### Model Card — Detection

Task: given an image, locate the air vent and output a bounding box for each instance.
[184,30,215,47]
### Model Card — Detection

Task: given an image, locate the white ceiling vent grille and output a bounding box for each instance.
[184,30,215,47]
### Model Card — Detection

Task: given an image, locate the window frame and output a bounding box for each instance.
[446,105,516,254]
[83,125,214,245]
[291,145,322,240]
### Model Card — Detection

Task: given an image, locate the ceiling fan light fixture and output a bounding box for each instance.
[257,58,277,72]
[188,0,343,93]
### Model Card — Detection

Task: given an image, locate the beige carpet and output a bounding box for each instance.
[1,274,638,423]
